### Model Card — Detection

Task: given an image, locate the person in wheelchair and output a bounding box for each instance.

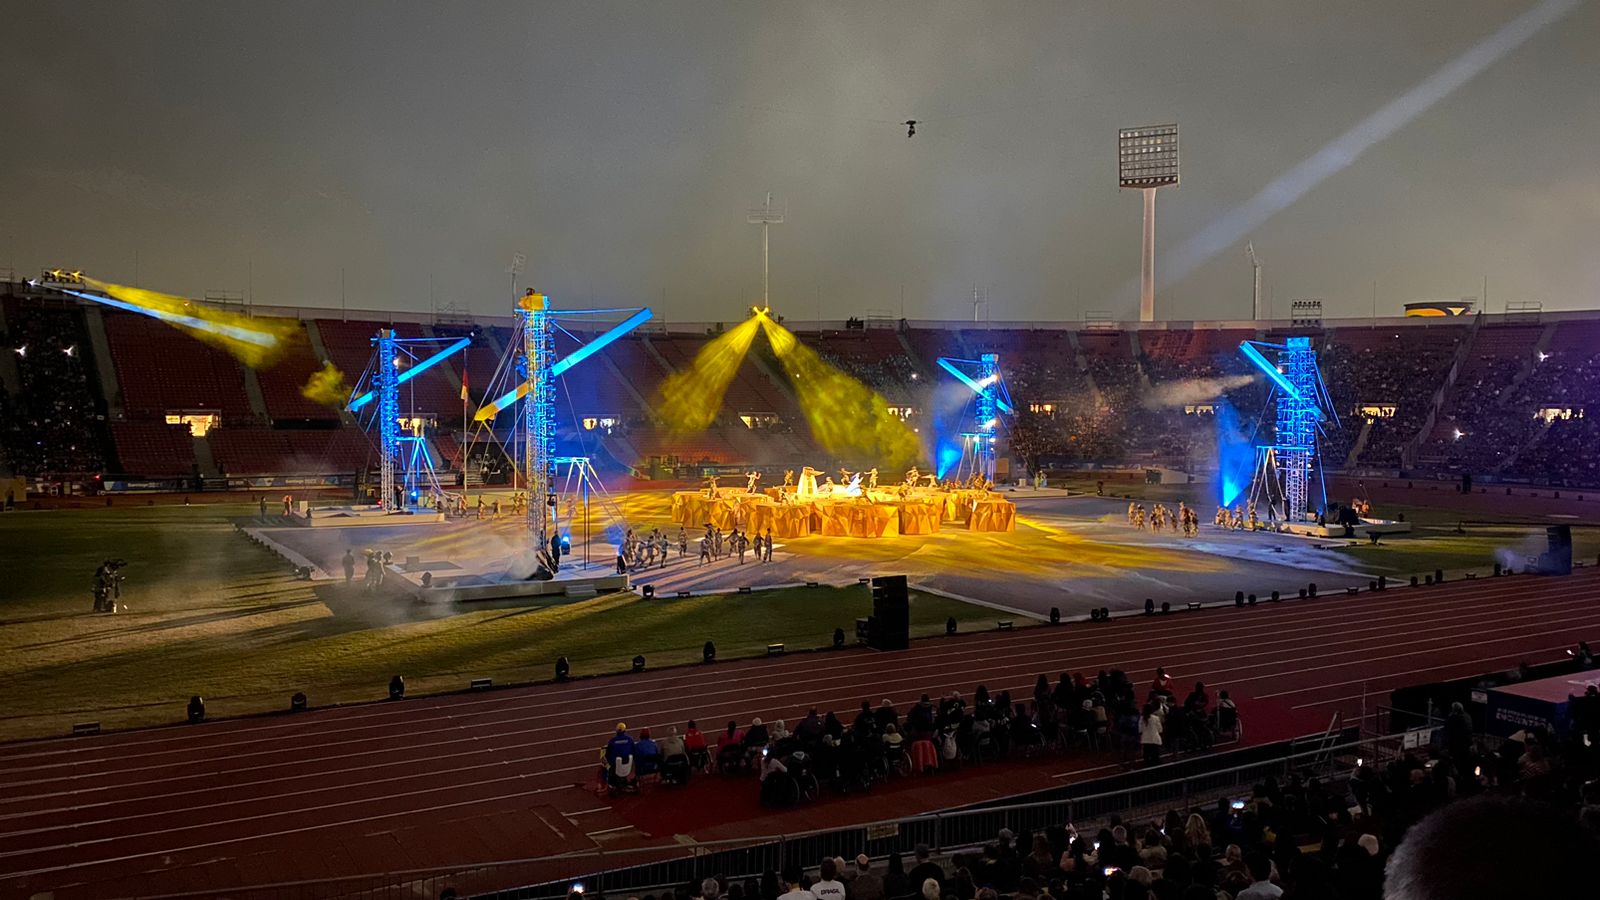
[684,720,710,771]
[635,728,662,780]
[1010,702,1043,752]
[742,717,772,765]
[658,727,692,785]
[601,722,639,793]
[759,747,806,807]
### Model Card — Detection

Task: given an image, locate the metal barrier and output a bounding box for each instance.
[112,735,1411,900]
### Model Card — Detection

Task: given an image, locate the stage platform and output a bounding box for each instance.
[294,504,448,528]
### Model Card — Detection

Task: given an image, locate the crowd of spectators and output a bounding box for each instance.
[583,679,1600,900]
[597,669,1240,806]
[0,302,108,476]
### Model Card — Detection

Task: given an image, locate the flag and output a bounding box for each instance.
[460,368,469,402]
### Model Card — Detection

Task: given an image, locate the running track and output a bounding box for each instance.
[2,570,1598,898]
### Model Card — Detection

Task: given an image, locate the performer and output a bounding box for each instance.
[1129,501,1138,525]
[705,475,720,498]
[764,528,774,561]
[678,525,688,557]
[745,470,761,493]
[783,469,795,488]
[798,466,820,498]
[865,468,879,490]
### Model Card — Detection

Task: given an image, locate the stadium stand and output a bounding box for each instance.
[103,311,254,419]
[5,281,1600,490]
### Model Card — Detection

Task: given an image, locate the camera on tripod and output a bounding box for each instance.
[92,559,128,613]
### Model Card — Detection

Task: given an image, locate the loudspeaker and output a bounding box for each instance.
[869,575,910,650]
[1536,525,1573,576]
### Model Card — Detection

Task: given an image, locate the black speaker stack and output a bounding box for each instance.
[868,575,910,651]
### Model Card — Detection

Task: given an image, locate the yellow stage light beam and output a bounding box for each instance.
[80,276,297,369]
[658,316,762,432]
[300,360,352,409]
[760,318,922,468]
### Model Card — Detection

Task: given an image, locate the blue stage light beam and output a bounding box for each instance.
[347,336,471,412]
[59,287,279,348]
[1144,0,1580,295]
[1238,341,1312,408]
[935,357,1015,415]
[476,307,652,422]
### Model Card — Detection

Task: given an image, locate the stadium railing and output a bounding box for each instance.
[110,733,1411,900]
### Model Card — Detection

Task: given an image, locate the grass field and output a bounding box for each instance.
[0,503,1001,740]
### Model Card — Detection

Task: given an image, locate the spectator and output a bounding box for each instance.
[1235,853,1280,900]
[778,867,816,900]
[907,844,945,891]
[699,878,722,900]
[918,880,939,900]
[1140,702,1164,766]
[811,859,846,900]
[882,853,909,900]
[848,855,883,900]
[1384,796,1600,899]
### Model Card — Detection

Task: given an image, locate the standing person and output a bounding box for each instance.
[282,494,293,516]
[658,533,669,568]
[764,528,774,561]
[1140,701,1164,766]
[714,528,724,559]
[737,530,748,564]
[678,525,688,557]
[616,547,626,575]
[259,496,268,520]
[699,534,712,566]
[342,549,356,585]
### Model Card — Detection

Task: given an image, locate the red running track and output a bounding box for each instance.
[2,570,1598,897]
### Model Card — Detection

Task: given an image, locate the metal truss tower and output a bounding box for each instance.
[937,351,1013,484]
[1277,337,1320,523]
[376,329,400,509]
[519,291,556,551]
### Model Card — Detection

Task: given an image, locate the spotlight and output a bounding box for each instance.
[1234,593,1244,608]
[1346,587,1359,595]
[389,675,405,700]
[642,584,655,599]
[1186,602,1202,611]
[470,677,493,691]
[1434,569,1444,584]
[1144,598,1155,616]
[1410,575,1419,587]
[632,655,646,673]
[946,616,958,635]
[290,691,308,712]
[1424,575,1433,585]
[1298,588,1307,599]
[1308,582,1317,598]
[1270,590,1280,602]
[1160,601,1171,614]
[187,695,206,723]
[703,640,716,663]
[555,656,571,681]
[1493,562,1503,577]
[1369,579,1379,591]
[1247,594,1257,606]
[833,627,846,649]
[767,643,786,656]
[1050,607,1061,625]
[997,620,1014,631]
[1378,575,1387,591]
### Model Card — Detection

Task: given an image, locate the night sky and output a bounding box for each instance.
[1,1,1596,322]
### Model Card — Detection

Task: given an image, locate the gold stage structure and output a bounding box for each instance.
[670,472,1016,539]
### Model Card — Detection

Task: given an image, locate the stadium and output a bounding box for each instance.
[5,2,1600,899]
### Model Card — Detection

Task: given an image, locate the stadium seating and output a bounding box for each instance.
[109,422,196,478]
[103,312,254,419]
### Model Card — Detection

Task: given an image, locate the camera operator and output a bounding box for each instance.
[92,559,126,613]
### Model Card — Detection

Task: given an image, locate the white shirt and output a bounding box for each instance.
[812,880,847,900]
[778,890,817,900]
[1140,715,1163,744]
[1235,881,1283,900]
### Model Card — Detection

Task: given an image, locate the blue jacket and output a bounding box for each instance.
[605,732,636,764]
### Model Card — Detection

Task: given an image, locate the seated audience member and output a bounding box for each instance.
[811,857,847,900]
[849,854,884,900]
[634,728,661,776]
[907,843,945,891]
[1383,796,1600,899]
[777,866,816,900]
[684,719,709,769]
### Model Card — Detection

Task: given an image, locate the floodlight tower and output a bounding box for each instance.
[1247,243,1263,321]
[747,192,785,311]
[1118,124,1180,322]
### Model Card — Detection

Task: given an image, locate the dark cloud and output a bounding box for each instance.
[1,0,1595,321]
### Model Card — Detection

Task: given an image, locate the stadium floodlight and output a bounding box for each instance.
[747,192,785,311]
[1118,124,1179,323]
